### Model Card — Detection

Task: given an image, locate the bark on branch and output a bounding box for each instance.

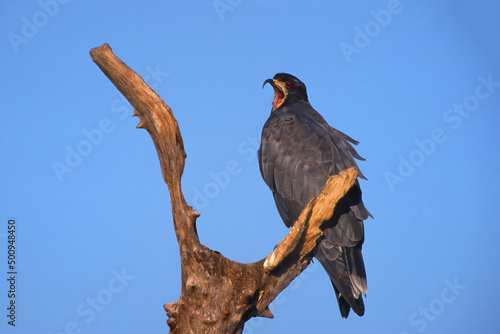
[90,43,358,334]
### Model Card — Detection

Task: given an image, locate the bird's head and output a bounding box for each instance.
[262,73,309,111]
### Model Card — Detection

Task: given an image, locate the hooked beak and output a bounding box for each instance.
[262,78,274,89]
[262,79,287,111]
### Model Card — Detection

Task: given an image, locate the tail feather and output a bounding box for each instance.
[345,245,367,297]
[332,285,352,318]
[316,242,366,317]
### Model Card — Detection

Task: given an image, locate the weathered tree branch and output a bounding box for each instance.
[90,43,358,334]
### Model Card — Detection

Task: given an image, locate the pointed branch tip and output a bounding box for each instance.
[259,308,274,319]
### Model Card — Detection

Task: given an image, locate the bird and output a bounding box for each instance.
[259,73,372,318]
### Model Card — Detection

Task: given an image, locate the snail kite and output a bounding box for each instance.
[259,73,371,318]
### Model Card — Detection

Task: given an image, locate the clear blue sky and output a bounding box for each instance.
[2,1,500,333]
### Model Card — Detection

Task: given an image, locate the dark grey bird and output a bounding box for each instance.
[259,73,372,318]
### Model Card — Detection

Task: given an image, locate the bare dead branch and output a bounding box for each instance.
[90,43,358,333]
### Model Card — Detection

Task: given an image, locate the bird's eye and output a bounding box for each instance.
[285,81,293,88]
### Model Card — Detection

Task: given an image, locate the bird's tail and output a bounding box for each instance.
[316,243,367,318]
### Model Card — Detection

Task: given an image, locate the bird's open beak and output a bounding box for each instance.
[263,79,287,111]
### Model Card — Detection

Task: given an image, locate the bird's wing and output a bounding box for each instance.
[259,111,332,226]
[258,108,368,225]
